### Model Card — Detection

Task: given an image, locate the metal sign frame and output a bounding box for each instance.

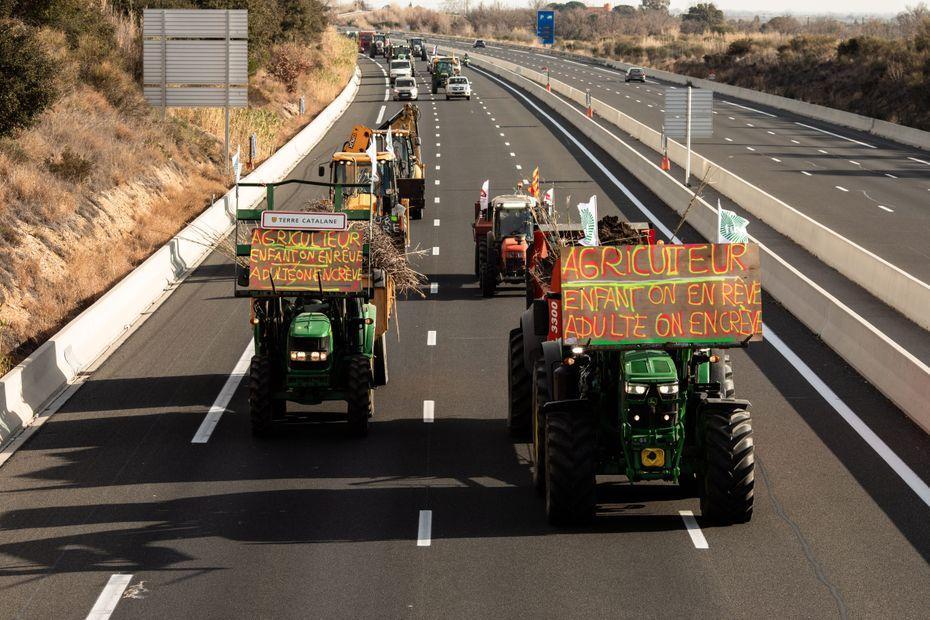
[143,9,249,174]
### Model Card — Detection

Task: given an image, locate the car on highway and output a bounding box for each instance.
[473,39,486,48]
[389,59,413,84]
[446,75,471,100]
[392,77,419,101]
[625,67,646,83]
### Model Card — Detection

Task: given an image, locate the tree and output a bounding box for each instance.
[0,20,59,137]
[681,3,725,34]
[641,0,669,13]
[613,4,637,16]
[762,15,800,34]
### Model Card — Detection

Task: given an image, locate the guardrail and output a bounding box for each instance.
[434,40,930,334]
[429,33,930,151]
[449,46,930,432]
[0,67,362,451]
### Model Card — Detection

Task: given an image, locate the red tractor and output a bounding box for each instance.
[473,194,537,297]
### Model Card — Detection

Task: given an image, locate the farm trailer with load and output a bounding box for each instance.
[508,240,760,526]
[235,179,395,437]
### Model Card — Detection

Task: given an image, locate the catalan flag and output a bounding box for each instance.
[530,166,539,197]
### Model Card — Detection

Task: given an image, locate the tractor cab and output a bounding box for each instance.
[474,194,538,297]
[328,151,399,217]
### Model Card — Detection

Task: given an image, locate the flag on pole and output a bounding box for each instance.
[578,195,599,246]
[365,140,379,209]
[479,180,489,214]
[717,199,749,243]
[543,187,554,204]
[384,126,395,157]
[232,146,241,185]
[530,166,539,197]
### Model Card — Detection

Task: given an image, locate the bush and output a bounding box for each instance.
[267,43,314,93]
[727,38,754,56]
[0,20,59,137]
[45,147,94,183]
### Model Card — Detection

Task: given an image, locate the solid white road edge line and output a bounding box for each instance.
[423,400,435,423]
[720,99,778,118]
[679,511,709,549]
[427,330,437,346]
[192,340,255,444]
[796,121,875,149]
[473,64,930,509]
[86,574,133,620]
[417,510,432,546]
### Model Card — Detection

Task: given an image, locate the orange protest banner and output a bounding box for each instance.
[560,243,762,346]
[248,228,364,293]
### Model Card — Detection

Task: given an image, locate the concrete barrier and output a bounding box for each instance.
[430,33,930,151]
[455,49,930,432]
[442,44,930,334]
[0,67,362,450]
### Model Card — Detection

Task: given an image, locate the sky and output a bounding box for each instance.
[393,0,916,17]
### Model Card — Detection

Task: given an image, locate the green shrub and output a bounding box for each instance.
[0,20,59,137]
[45,147,94,183]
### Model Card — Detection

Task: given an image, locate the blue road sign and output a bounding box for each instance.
[536,10,554,45]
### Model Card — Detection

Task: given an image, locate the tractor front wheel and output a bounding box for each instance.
[700,408,754,524]
[545,406,596,526]
[346,355,373,437]
[249,355,274,437]
[481,241,498,297]
[531,360,550,495]
[507,328,531,438]
[373,334,389,387]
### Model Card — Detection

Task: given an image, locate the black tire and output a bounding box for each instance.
[545,406,596,526]
[507,328,532,438]
[467,95,471,100]
[432,85,437,94]
[531,360,550,495]
[524,267,535,308]
[346,355,373,437]
[249,355,274,437]
[700,408,754,524]
[445,94,450,100]
[373,334,389,387]
[481,235,498,297]
[708,349,734,398]
[474,241,481,279]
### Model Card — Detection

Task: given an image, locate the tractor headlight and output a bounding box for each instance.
[624,382,648,395]
[571,345,584,355]
[291,351,327,362]
[290,351,307,361]
[658,382,679,396]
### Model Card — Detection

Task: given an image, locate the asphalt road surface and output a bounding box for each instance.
[438,40,930,285]
[1,55,929,619]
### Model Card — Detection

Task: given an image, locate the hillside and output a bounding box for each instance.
[0,2,356,373]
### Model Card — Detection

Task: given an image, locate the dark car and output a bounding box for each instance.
[473,39,486,48]
[625,67,646,83]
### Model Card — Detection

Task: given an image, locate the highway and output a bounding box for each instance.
[1,54,929,618]
[436,40,930,285]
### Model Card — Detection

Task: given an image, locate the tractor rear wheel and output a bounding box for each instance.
[700,408,754,524]
[373,333,389,387]
[249,355,274,437]
[507,328,532,438]
[531,360,550,495]
[474,241,482,279]
[482,242,498,297]
[709,349,735,398]
[346,355,373,437]
[545,406,597,526]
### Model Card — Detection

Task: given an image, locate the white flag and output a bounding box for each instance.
[232,146,241,185]
[717,199,749,243]
[578,195,599,247]
[479,179,489,214]
[384,126,395,157]
[543,187,554,204]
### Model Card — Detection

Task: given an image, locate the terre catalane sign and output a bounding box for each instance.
[248,229,363,293]
[560,243,762,346]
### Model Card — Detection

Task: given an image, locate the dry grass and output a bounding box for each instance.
[0,28,356,374]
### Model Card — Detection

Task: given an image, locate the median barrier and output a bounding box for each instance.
[0,67,362,450]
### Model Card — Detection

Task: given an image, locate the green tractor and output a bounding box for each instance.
[235,179,392,437]
[509,242,761,526]
[431,58,456,94]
